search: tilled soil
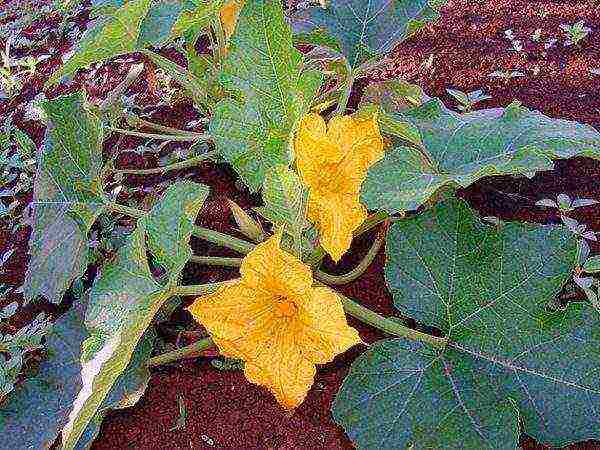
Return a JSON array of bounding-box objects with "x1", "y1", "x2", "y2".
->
[{"x1": 1, "y1": 0, "x2": 599, "y2": 449}]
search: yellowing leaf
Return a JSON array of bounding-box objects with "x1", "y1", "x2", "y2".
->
[
  {"x1": 220, "y1": 0, "x2": 245, "y2": 41},
  {"x1": 186, "y1": 232, "x2": 360, "y2": 409},
  {"x1": 294, "y1": 113, "x2": 384, "y2": 261}
]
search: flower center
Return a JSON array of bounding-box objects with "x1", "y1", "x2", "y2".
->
[{"x1": 274, "y1": 295, "x2": 298, "y2": 318}]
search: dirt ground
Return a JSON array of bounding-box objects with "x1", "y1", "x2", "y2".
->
[{"x1": 1, "y1": 0, "x2": 600, "y2": 448}]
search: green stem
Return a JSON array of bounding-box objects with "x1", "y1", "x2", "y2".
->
[
  {"x1": 192, "y1": 227, "x2": 255, "y2": 255},
  {"x1": 340, "y1": 294, "x2": 447, "y2": 348},
  {"x1": 315, "y1": 234, "x2": 383, "y2": 285},
  {"x1": 106, "y1": 201, "x2": 146, "y2": 219},
  {"x1": 354, "y1": 211, "x2": 389, "y2": 236},
  {"x1": 334, "y1": 68, "x2": 355, "y2": 116},
  {"x1": 124, "y1": 112, "x2": 206, "y2": 137},
  {"x1": 146, "y1": 337, "x2": 214, "y2": 368},
  {"x1": 175, "y1": 281, "x2": 233, "y2": 297},
  {"x1": 188, "y1": 255, "x2": 242, "y2": 267},
  {"x1": 116, "y1": 152, "x2": 216, "y2": 175},
  {"x1": 107, "y1": 126, "x2": 211, "y2": 142},
  {"x1": 104, "y1": 202, "x2": 255, "y2": 255},
  {"x1": 212, "y1": 16, "x2": 227, "y2": 66}
]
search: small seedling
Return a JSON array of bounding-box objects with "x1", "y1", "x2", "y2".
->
[
  {"x1": 560, "y1": 20, "x2": 591, "y2": 46},
  {"x1": 531, "y1": 28, "x2": 542, "y2": 42},
  {"x1": 503, "y1": 29, "x2": 523, "y2": 52},
  {"x1": 488, "y1": 70, "x2": 525, "y2": 80},
  {"x1": 535, "y1": 193, "x2": 598, "y2": 213},
  {"x1": 446, "y1": 88, "x2": 491, "y2": 112}
]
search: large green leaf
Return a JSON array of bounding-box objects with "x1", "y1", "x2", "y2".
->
[
  {"x1": 144, "y1": 181, "x2": 209, "y2": 281},
  {"x1": 385, "y1": 198, "x2": 577, "y2": 337},
  {"x1": 362, "y1": 99, "x2": 600, "y2": 214},
  {"x1": 306, "y1": 0, "x2": 445, "y2": 68},
  {"x1": 48, "y1": 0, "x2": 219, "y2": 85},
  {"x1": 209, "y1": 0, "x2": 322, "y2": 191},
  {"x1": 0, "y1": 303, "x2": 87, "y2": 449},
  {"x1": 60, "y1": 225, "x2": 169, "y2": 450},
  {"x1": 47, "y1": 0, "x2": 152, "y2": 85},
  {"x1": 333, "y1": 198, "x2": 600, "y2": 448},
  {"x1": 333, "y1": 339, "x2": 519, "y2": 450},
  {"x1": 255, "y1": 164, "x2": 309, "y2": 253},
  {"x1": 24, "y1": 92, "x2": 105, "y2": 304}
]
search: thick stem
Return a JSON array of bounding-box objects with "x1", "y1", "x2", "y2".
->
[
  {"x1": 116, "y1": 152, "x2": 216, "y2": 175},
  {"x1": 104, "y1": 202, "x2": 254, "y2": 254},
  {"x1": 340, "y1": 294, "x2": 448, "y2": 348},
  {"x1": 192, "y1": 227, "x2": 255, "y2": 255},
  {"x1": 124, "y1": 112, "x2": 207, "y2": 138},
  {"x1": 106, "y1": 201, "x2": 146, "y2": 219},
  {"x1": 354, "y1": 211, "x2": 390, "y2": 236},
  {"x1": 100, "y1": 63, "x2": 144, "y2": 112},
  {"x1": 188, "y1": 255, "x2": 242, "y2": 267},
  {"x1": 334, "y1": 68, "x2": 355, "y2": 116},
  {"x1": 175, "y1": 281, "x2": 234, "y2": 297},
  {"x1": 146, "y1": 337, "x2": 214, "y2": 368},
  {"x1": 212, "y1": 15, "x2": 227, "y2": 66},
  {"x1": 315, "y1": 234, "x2": 383, "y2": 285},
  {"x1": 107, "y1": 126, "x2": 211, "y2": 142}
]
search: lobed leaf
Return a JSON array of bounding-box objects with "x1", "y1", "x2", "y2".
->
[
  {"x1": 48, "y1": 0, "x2": 221, "y2": 85},
  {"x1": 333, "y1": 339, "x2": 519, "y2": 449},
  {"x1": 60, "y1": 225, "x2": 169, "y2": 450},
  {"x1": 362, "y1": 98, "x2": 600, "y2": 214},
  {"x1": 334, "y1": 198, "x2": 600, "y2": 448},
  {"x1": 0, "y1": 303, "x2": 87, "y2": 450},
  {"x1": 209, "y1": 0, "x2": 322, "y2": 191},
  {"x1": 24, "y1": 92, "x2": 105, "y2": 304},
  {"x1": 144, "y1": 181, "x2": 209, "y2": 282},
  {"x1": 305, "y1": 0, "x2": 446, "y2": 69}
]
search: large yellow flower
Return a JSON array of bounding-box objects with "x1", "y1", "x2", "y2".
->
[
  {"x1": 294, "y1": 113, "x2": 384, "y2": 262},
  {"x1": 186, "y1": 232, "x2": 361, "y2": 409},
  {"x1": 220, "y1": 0, "x2": 245, "y2": 42}
]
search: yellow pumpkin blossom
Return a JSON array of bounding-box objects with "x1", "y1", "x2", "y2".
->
[
  {"x1": 294, "y1": 113, "x2": 384, "y2": 262},
  {"x1": 220, "y1": 0, "x2": 245, "y2": 42},
  {"x1": 186, "y1": 232, "x2": 361, "y2": 409}
]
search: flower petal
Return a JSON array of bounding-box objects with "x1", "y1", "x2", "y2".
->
[
  {"x1": 220, "y1": 0, "x2": 245, "y2": 41},
  {"x1": 299, "y1": 286, "x2": 361, "y2": 364},
  {"x1": 186, "y1": 280, "x2": 274, "y2": 342},
  {"x1": 240, "y1": 231, "x2": 313, "y2": 297},
  {"x1": 309, "y1": 192, "x2": 367, "y2": 262},
  {"x1": 242, "y1": 323, "x2": 316, "y2": 409}
]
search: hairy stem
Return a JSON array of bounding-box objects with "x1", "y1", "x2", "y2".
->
[
  {"x1": 334, "y1": 68, "x2": 355, "y2": 116},
  {"x1": 116, "y1": 152, "x2": 216, "y2": 175},
  {"x1": 188, "y1": 255, "x2": 242, "y2": 267},
  {"x1": 191, "y1": 227, "x2": 255, "y2": 254},
  {"x1": 175, "y1": 281, "x2": 233, "y2": 297},
  {"x1": 124, "y1": 112, "x2": 207, "y2": 137},
  {"x1": 107, "y1": 126, "x2": 211, "y2": 142},
  {"x1": 104, "y1": 202, "x2": 255, "y2": 254},
  {"x1": 340, "y1": 294, "x2": 448, "y2": 348},
  {"x1": 146, "y1": 337, "x2": 214, "y2": 368},
  {"x1": 100, "y1": 63, "x2": 144, "y2": 113},
  {"x1": 315, "y1": 233, "x2": 383, "y2": 285}
]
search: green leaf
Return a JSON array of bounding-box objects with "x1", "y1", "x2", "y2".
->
[
  {"x1": 47, "y1": 0, "x2": 153, "y2": 85},
  {"x1": 61, "y1": 225, "x2": 169, "y2": 450},
  {"x1": 0, "y1": 303, "x2": 87, "y2": 450},
  {"x1": 209, "y1": 0, "x2": 322, "y2": 191},
  {"x1": 24, "y1": 92, "x2": 105, "y2": 304},
  {"x1": 137, "y1": 0, "x2": 186, "y2": 46},
  {"x1": 333, "y1": 339, "x2": 519, "y2": 449},
  {"x1": 77, "y1": 330, "x2": 155, "y2": 449},
  {"x1": 307, "y1": 0, "x2": 446, "y2": 68},
  {"x1": 362, "y1": 98, "x2": 600, "y2": 213},
  {"x1": 583, "y1": 255, "x2": 600, "y2": 272},
  {"x1": 376, "y1": 198, "x2": 600, "y2": 446},
  {"x1": 144, "y1": 181, "x2": 209, "y2": 281},
  {"x1": 255, "y1": 164, "x2": 309, "y2": 252},
  {"x1": 171, "y1": 0, "x2": 223, "y2": 38}
]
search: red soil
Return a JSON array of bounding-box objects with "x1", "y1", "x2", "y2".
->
[{"x1": 1, "y1": 0, "x2": 599, "y2": 449}]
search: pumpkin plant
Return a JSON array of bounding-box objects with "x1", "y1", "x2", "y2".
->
[{"x1": 1, "y1": 0, "x2": 599, "y2": 449}]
